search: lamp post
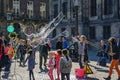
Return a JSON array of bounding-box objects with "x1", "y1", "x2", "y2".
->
[{"x1": 73, "y1": 0, "x2": 79, "y2": 35}]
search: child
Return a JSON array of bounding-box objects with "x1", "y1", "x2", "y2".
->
[
  {"x1": 24, "y1": 49, "x2": 35, "y2": 80},
  {"x1": 47, "y1": 51, "x2": 55, "y2": 80},
  {"x1": 4, "y1": 43, "x2": 14, "y2": 72},
  {"x1": 54, "y1": 49, "x2": 62, "y2": 80},
  {"x1": 59, "y1": 49, "x2": 72, "y2": 80}
]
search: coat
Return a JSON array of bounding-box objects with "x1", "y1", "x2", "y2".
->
[{"x1": 24, "y1": 51, "x2": 35, "y2": 70}]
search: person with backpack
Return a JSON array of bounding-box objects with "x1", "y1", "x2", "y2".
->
[
  {"x1": 47, "y1": 51, "x2": 56, "y2": 80},
  {"x1": 59, "y1": 49, "x2": 72, "y2": 80}
]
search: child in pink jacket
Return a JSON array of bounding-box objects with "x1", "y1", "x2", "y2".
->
[{"x1": 47, "y1": 51, "x2": 55, "y2": 80}]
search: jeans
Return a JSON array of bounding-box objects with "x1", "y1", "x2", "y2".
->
[
  {"x1": 61, "y1": 73, "x2": 70, "y2": 80},
  {"x1": 20, "y1": 53, "x2": 25, "y2": 65},
  {"x1": 97, "y1": 57, "x2": 101, "y2": 64},
  {"x1": 5, "y1": 60, "x2": 11, "y2": 72},
  {"x1": 79, "y1": 55, "x2": 84, "y2": 68}
]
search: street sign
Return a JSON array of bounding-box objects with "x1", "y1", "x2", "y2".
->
[
  {"x1": 7, "y1": 25, "x2": 14, "y2": 32},
  {"x1": 84, "y1": 63, "x2": 93, "y2": 74}
]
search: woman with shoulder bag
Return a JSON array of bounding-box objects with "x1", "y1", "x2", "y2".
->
[{"x1": 104, "y1": 37, "x2": 120, "y2": 80}]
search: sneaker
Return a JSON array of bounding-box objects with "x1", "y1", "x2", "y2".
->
[{"x1": 104, "y1": 76, "x2": 111, "y2": 80}]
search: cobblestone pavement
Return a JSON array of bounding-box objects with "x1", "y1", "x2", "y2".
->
[{"x1": 1, "y1": 50, "x2": 120, "y2": 80}]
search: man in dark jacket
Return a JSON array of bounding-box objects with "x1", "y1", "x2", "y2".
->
[
  {"x1": 39, "y1": 42, "x2": 50, "y2": 71},
  {"x1": 56, "y1": 37, "x2": 62, "y2": 50},
  {"x1": 18, "y1": 40, "x2": 27, "y2": 66}
]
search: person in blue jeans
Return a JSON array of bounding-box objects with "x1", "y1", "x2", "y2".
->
[{"x1": 97, "y1": 40, "x2": 107, "y2": 65}]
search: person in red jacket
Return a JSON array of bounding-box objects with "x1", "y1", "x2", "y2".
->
[
  {"x1": 54, "y1": 49, "x2": 62, "y2": 80},
  {"x1": 4, "y1": 44, "x2": 14, "y2": 72}
]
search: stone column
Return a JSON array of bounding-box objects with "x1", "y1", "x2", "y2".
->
[
  {"x1": 49, "y1": 0, "x2": 54, "y2": 20},
  {"x1": 113, "y1": 0, "x2": 119, "y2": 18},
  {"x1": 67, "y1": 0, "x2": 71, "y2": 20},
  {"x1": 111, "y1": 23, "x2": 119, "y2": 37},
  {"x1": 96, "y1": 25, "x2": 103, "y2": 40},
  {"x1": 97, "y1": 0, "x2": 102, "y2": 20}
]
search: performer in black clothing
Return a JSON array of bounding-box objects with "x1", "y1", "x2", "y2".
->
[
  {"x1": 39, "y1": 42, "x2": 50, "y2": 71},
  {"x1": 18, "y1": 39, "x2": 27, "y2": 66},
  {"x1": 56, "y1": 37, "x2": 62, "y2": 50}
]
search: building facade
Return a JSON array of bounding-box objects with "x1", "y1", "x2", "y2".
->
[
  {"x1": 1, "y1": 0, "x2": 120, "y2": 40},
  {"x1": 50, "y1": 0, "x2": 120, "y2": 40},
  {"x1": 0, "y1": 0, "x2": 50, "y2": 36},
  {"x1": 0, "y1": 0, "x2": 49, "y2": 22}
]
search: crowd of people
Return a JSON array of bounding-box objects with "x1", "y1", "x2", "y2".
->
[{"x1": 0, "y1": 34, "x2": 120, "y2": 80}]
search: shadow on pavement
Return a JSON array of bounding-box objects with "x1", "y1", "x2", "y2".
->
[
  {"x1": 85, "y1": 76, "x2": 99, "y2": 80},
  {"x1": 96, "y1": 69, "x2": 109, "y2": 73},
  {"x1": 88, "y1": 64, "x2": 109, "y2": 73},
  {"x1": 39, "y1": 67, "x2": 49, "y2": 73}
]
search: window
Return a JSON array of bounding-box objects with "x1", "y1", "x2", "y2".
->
[
  {"x1": 90, "y1": 0, "x2": 97, "y2": 17},
  {"x1": 89, "y1": 26, "x2": 96, "y2": 39},
  {"x1": 62, "y1": 2, "x2": 67, "y2": 19},
  {"x1": 104, "y1": 0, "x2": 112, "y2": 15},
  {"x1": 13, "y1": 0, "x2": 20, "y2": 16},
  {"x1": 103, "y1": 25, "x2": 111, "y2": 39},
  {"x1": 54, "y1": 4, "x2": 58, "y2": 18},
  {"x1": 27, "y1": 1, "x2": 33, "y2": 18},
  {"x1": 40, "y1": 2, "x2": 46, "y2": 18}
]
